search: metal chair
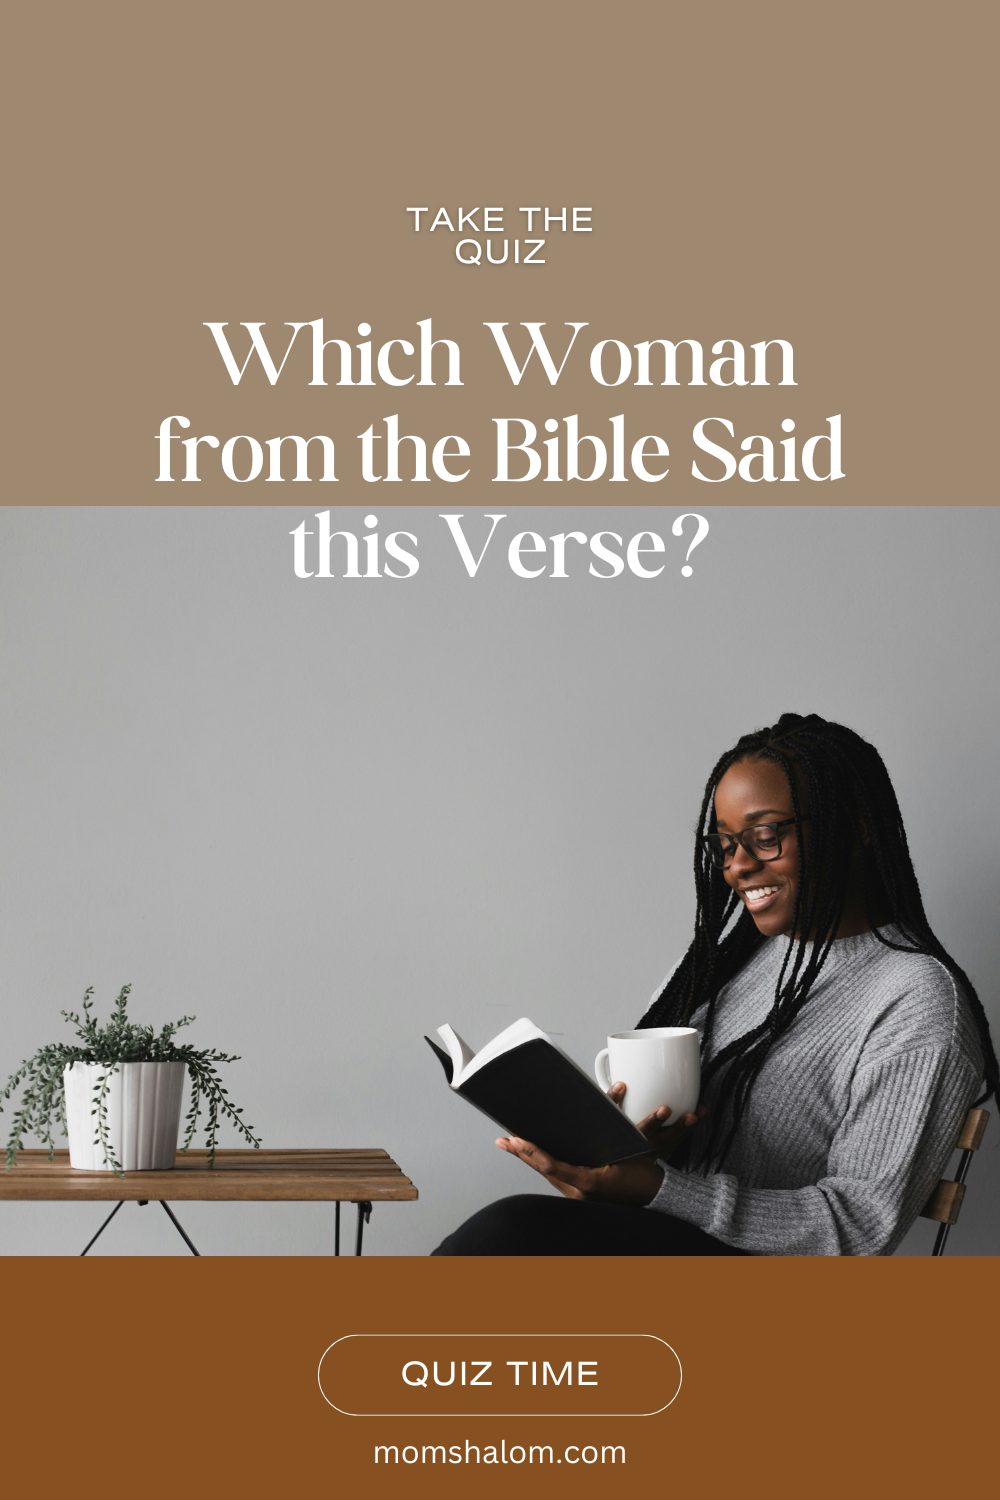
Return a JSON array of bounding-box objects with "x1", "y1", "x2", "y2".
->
[{"x1": 919, "y1": 1107, "x2": 990, "y2": 1255}]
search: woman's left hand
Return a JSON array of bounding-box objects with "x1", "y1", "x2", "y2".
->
[{"x1": 496, "y1": 1093, "x2": 707, "y2": 1206}]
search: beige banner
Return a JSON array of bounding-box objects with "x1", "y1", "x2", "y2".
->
[{"x1": 6, "y1": 2, "x2": 994, "y2": 505}]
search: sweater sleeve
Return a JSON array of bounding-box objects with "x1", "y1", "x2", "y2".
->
[{"x1": 646, "y1": 1043, "x2": 981, "y2": 1255}]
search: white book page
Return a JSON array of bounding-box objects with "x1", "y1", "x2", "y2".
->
[
  {"x1": 435, "y1": 1024, "x2": 477, "y2": 1080},
  {"x1": 438, "y1": 1016, "x2": 599, "y2": 1091}
]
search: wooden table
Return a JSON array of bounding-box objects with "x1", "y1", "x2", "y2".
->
[{"x1": 0, "y1": 1148, "x2": 418, "y2": 1256}]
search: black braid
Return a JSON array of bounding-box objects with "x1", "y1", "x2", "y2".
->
[{"x1": 639, "y1": 712, "x2": 1000, "y2": 1170}]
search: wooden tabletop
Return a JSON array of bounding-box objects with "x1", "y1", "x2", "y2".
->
[{"x1": 0, "y1": 1148, "x2": 417, "y2": 1203}]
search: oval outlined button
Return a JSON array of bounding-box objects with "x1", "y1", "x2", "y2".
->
[{"x1": 317, "y1": 1334, "x2": 681, "y2": 1416}]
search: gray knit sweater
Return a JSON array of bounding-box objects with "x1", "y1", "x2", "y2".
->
[{"x1": 646, "y1": 927, "x2": 983, "y2": 1256}]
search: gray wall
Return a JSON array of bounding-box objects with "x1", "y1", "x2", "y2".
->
[{"x1": 1, "y1": 506, "x2": 996, "y2": 1255}]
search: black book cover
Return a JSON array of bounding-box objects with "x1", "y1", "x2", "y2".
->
[{"x1": 426, "y1": 1035, "x2": 649, "y2": 1168}]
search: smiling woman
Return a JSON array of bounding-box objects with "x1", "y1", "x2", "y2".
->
[{"x1": 432, "y1": 713, "x2": 998, "y2": 1257}]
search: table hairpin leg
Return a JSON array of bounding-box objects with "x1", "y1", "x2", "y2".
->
[
  {"x1": 80, "y1": 1199, "x2": 123, "y2": 1255},
  {"x1": 334, "y1": 1201, "x2": 372, "y2": 1255},
  {"x1": 157, "y1": 1201, "x2": 201, "y2": 1255},
  {"x1": 79, "y1": 1199, "x2": 200, "y2": 1256},
  {"x1": 355, "y1": 1200, "x2": 372, "y2": 1255}
]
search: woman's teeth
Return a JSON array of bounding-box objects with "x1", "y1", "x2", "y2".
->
[{"x1": 744, "y1": 886, "x2": 779, "y2": 903}]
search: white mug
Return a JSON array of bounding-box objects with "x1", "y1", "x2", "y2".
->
[{"x1": 594, "y1": 1028, "x2": 701, "y2": 1126}]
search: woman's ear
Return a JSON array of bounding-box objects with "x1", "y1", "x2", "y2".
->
[{"x1": 856, "y1": 813, "x2": 871, "y2": 847}]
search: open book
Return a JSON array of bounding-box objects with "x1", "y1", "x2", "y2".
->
[{"x1": 425, "y1": 1017, "x2": 649, "y2": 1168}]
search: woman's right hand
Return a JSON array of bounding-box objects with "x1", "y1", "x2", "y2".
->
[{"x1": 607, "y1": 1080, "x2": 707, "y2": 1161}]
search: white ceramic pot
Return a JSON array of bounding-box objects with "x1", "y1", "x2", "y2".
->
[{"x1": 64, "y1": 1061, "x2": 186, "y2": 1171}]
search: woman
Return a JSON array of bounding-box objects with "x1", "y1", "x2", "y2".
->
[{"x1": 433, "y1": 713, "x2": 997, "y2": 1256}]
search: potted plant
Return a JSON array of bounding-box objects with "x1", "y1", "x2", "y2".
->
[{"x1": 1, "y1": 985, "x2": 260, "y2": 1174}]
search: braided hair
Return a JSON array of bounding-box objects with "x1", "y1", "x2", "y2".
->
[{"x1": 639, "y1": 712, "x2": 999, "y2": 1170}]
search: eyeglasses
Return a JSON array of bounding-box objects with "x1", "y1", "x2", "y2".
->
[{"x1": 701, "y1": 817, "x2": 805, "y2": 870}]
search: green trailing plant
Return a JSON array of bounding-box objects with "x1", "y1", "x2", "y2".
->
[{"x1": 1, "y1": 985, "x2": 261, "y2": 1174}]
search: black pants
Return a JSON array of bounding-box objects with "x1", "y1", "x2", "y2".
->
[{"x1": 431, "y1": 1194, "x2": 747, "y2": 1256}]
